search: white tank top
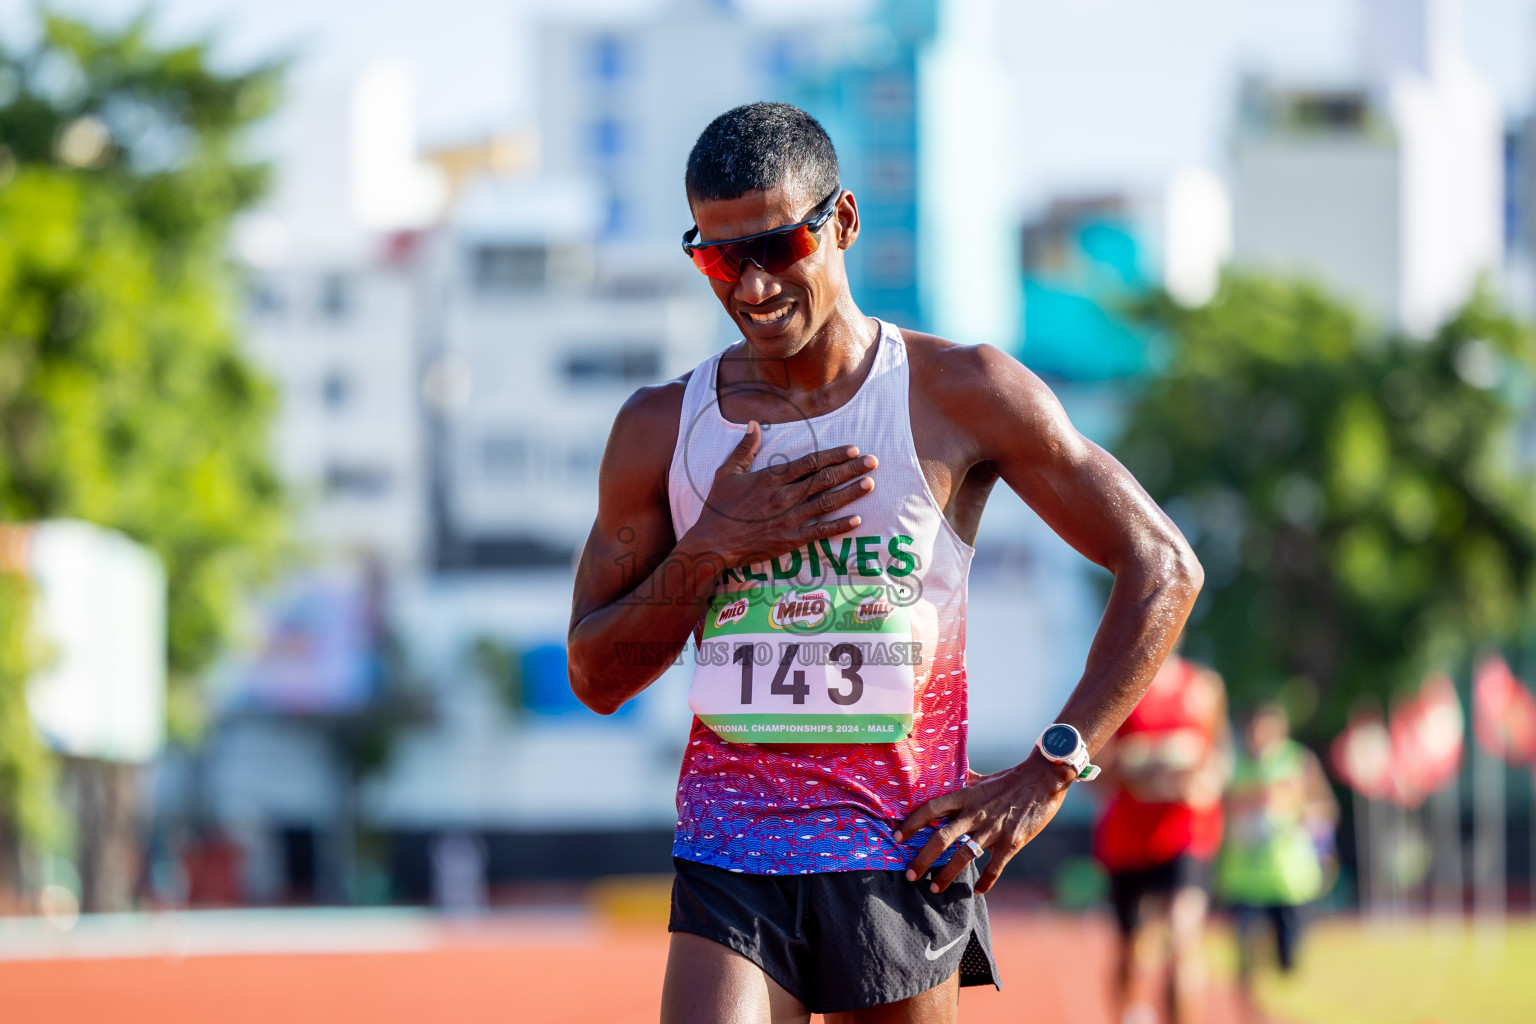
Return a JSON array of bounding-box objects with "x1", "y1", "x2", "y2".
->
[{"x1": 665, "y1": 320, "x2": 976, "y2": 874}]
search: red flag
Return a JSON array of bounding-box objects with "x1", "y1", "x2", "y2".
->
[
  {"x1": 1331, "y1": 707, "x2": 1395, "y2": 799},
  {"x1": 1387, "y1": 674, "x2": 1464, "y2": 807},
  {"x1": 1473, "y1": 654, "x2": 1536, "y2": 765}
]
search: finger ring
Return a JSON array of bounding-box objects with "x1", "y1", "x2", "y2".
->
[{"x1": 958, "y1": 834, "x2": 984, "y2": 858}]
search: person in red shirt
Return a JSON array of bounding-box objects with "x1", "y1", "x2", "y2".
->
[{"x1": 1093, "y1": 653, "x2": 1230, "y2": 1024}]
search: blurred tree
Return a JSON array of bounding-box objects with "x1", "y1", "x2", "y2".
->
[
  {"x1": 1118, "y1": 276, "x2": 1536, "y2": 735},
  {"x1": 0, "y1": 570, "x2": 51, "y2": 904},
  {"x1": 470, "y1": 635, "x2": 525, "y2": 717},
  {"x1": 0, "y1": 11, "x2": 287, "y2": 849}
]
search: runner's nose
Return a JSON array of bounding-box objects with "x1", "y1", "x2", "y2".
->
[{"x1": 734, "y1": 261, "x2": 782, "y2": 305}]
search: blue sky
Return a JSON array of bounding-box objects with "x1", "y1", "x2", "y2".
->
[{"x1": 6, "y1": 0, "x2": 1536, "y2": 211}]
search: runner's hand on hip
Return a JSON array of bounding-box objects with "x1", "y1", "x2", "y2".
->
[
  {"x1": 892, "y1": 755, "x2": 1076, "y2": 895},
  {"x1": 680, "y1": 420, "x2": 877, "y2": 568}
]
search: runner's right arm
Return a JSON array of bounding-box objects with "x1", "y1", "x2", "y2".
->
[{"x1": 568, "y1": 383, "x2": 875, "y2": 714}]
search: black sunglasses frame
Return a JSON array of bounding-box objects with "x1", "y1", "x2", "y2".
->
[{"x1": 681, "y1": 187, "x2": 844, "y2": 256}]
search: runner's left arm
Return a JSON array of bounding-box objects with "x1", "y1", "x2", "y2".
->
[
  {"x1": 895, "y1": 343, "x2": 1202, "y2": 893},
  {"x1": 1301, "y1": 748, "x2": 1340, "y2": 829}
]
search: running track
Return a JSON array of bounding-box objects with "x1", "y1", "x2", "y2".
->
[{"x1": 0, "y1": 910, "x2": 1245, "y2": 1023}]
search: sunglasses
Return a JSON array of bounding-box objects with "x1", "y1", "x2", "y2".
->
[{"x1": 681, "y1": 189, "x2": 842, "y2": 283}]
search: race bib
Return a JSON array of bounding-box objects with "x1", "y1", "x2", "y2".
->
[{"x1": 689, "y1": 584, "x2": 919, "y2": 743}]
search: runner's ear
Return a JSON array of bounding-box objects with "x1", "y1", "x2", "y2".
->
[{"x1": 832, "y1": 190, "x2": 859, "y2": 251}]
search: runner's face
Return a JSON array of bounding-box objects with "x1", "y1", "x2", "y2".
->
[
  {"x1": 689, "y1": 180, "x2": 857, "y2": 358},
  {"x1": 1246, "y1": 707, "x2": 1288, "y2": 752}
]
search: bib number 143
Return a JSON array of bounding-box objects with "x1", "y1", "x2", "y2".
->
[{"x1": 736, "y1": 641, "x2": 864, "y2": 706}]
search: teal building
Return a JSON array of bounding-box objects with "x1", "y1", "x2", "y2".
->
[
  {"x1": 791, "y1": 0, "x2": 936, "y2": 330},
  {"x1": 1019, "y1": 197, "x2": 1161, "y2": 382}
]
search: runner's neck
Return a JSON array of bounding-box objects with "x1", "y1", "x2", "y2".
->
[{"x1": 717, "y1": 311, "x2": 880, "y2": 423}]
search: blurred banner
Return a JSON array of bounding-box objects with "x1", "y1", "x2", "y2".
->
[
  {"x1": 1331, "y1": 674, "x2": 1466, "y2": 916},
  {"x1": 215, "y1": 571, "x2": 381, "y2": 714},
  {"x1": 1331, "y1": 706, "x2": 1393, "y2": 801},
  {"x1": 1388, "y1": 674, "x2": 1464, "y2": 809},
  {"x1": 1473, "y1": 654, "x2": 1536, "y2": 765}
]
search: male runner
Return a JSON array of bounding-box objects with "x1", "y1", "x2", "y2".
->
[
  {"x1": 568, "y1": 102, "x2": 1203, "y2": 1022},
  {"x1": 1093, "y1": 653, "x2": 1230, "y2": 1024}
]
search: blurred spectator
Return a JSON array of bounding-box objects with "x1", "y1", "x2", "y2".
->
[
  {"x1": 1217, "y1": 703, "x2": 1337, "y2": 1015},
  {"x1": 1093, "y1": 653, "x2": 1230, "y2": 1024}
]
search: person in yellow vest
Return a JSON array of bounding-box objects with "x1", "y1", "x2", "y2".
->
[{"x1": 1216, "y1": 703, "x2": 1337, "y2": 1013}]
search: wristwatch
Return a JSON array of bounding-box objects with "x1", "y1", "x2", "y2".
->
[{"x1": 1036, "y1": 723, "x2": 1101, "y2": 781}]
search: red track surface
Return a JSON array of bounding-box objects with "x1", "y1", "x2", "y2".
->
[{"x1": 1, "y1": 912, "x2": 1244, "y2": 1023}]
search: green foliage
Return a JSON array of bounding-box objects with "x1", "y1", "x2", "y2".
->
[
  {"x1": 331, "y1": 633, "x2": 432, "y2": 783},
  {"x1": 0, "y1": 7, "x2": 287, "y2": 834},
  {"x1": 0, "y1": 11, "x2": 281, "y2": 253},
  {"x1": 1118, "y1": 275, "x2": 1536, "y2": 733},
  {"x1": 470, "y1": 636, "x2": 524, "y2": 716},
  {"x1": 0, "y1": 571, "x2": 55, "y2": 844}
]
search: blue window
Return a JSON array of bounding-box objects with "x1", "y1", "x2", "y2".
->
[
  {"x1": 322, "y1": 370, "x2": 351, "y2": 410},
  {"x1": 866, "y1": 153, "x2": 915, "y2": 196},
  {"x1": 1504, "y1": 129, "x2": 1521, "y2": 247},
  {"x1": 590, "y1": 36, "x2": 625, "y2": 83},
  {"x1": 866, "y1": 75, "x2": 913, "y2": 119},
  {"x1": 589, "y1": 118, "x2": 624, "y2": 160}
]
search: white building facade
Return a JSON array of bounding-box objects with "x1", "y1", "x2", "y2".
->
[
  {"x1": 421, "y1": 177, "x2": 720, "y2": 569},
  {"x1": 536, "y1": 0, "x2": 837, "y2": 255},
  {"x1": 1232, "y1": 0, "x2": 1502, "y2": 335}
]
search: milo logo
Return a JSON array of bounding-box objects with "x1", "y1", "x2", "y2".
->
[
  {"x1": 855, "y1": 598, "x2": 894, "y2": 624},
  {"x1": 714, "y1": 597, "x2": 749, "y2": 629},
  {"x1": 770, "y1": 588, "x2": 830, "y2": 630}
]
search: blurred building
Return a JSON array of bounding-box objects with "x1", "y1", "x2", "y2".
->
[
  {"x1": 794, "y1": 0, "x2": 935, "y2": 329},
  {"x1": 243, "y1": 255, "x2": 426, "y2": 569},
  {"x1": 917, "y1": 0, "x2": 1016, "y2": 347},
  {"x1": 1231, "y1": 0, "x2": 1502, "y2": 336},
  {"x1": 537, "y1": 0, "x2": 824, "y2": 252},
  {"x1": 420, "y1": 176, "x2": 718, "y2": 570},
  {"x1": 1021, "y1": 194, "x2": 1155, "y2": 384},
  {"x1": 1501, "y1": 43, "x2": 1536, "y2": 318},
  {"x1": 1017, "y1": 169, "x2": 1229, "y2": 385},
  {"x1": 237, "y1": 68, "x2": 444, "y2": 571}
]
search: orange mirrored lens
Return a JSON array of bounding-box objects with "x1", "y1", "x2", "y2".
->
[
  {"x1": 689, "y1": 244, "x2": 738, "y2": 282},
  {"x1": 686, "y1": 223, "x2": 821, "y2": 283}
]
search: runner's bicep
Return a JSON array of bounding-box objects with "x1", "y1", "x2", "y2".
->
[
  {"x1": 994, "y1": 415, "x2": 1171, "y2": 575},
  {"x1": 571, "y1": 390, "x2": 681, "y2": 629},
  {"x1": 570, "y1": 506, "x2": 674, "y2": 629}
]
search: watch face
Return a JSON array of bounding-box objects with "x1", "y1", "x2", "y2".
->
[{"x1": 1042, "y1": 725, "x2": 1078, "y2": 759}]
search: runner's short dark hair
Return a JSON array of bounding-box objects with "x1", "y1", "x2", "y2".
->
[{"x1": 686, "y1": 102, "x2": 840, "y2": 205}]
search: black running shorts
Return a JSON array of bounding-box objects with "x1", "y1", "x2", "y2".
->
[
  {"x1": 1107, "y1": 854, "x2": 1210, "y2": 936},
  {"x1": 668, "y1": 856, "x2": 1000, "y2": 1014}
]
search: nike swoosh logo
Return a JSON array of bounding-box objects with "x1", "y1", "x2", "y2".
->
[{"x1": 924, "y1": 934, "x2": 966, "y2": 961}]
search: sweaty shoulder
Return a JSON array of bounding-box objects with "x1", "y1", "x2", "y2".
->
[
  {"x1": 601, "y1": 372, "x2": 691, "y2": 501},
  {"x1": 899, "y1": 328, "x2": 1069, "y2": 461}
]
